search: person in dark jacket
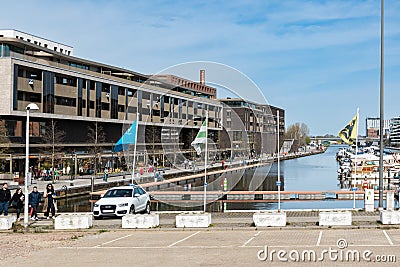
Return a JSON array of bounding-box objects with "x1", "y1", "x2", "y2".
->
[
  {"x1": 28, "y1": 186, "x2": 41, "y2": 220},
  {"x1": 0, "y1": 183, "x2": 11, "y2": 216},
  {"x1": 10, "y1": 188, "x2": 24, "y2": 220},
  {"x1": 44, "y1": 183, "x2": 56, "y2": 219}
]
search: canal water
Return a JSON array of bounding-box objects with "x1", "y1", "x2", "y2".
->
[
  {"x1": 58, "y1": 145, "x2": 394, "y2": 212},
  {"x1": 228, "y1": 144, "x2": 366, "y2": 210}
]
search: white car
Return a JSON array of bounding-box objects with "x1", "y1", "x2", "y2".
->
[{"x1": 93, "y1": 185, "x2": 151, "y2": 219}]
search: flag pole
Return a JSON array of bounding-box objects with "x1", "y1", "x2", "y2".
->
[
  {"x1": 131, "y1": 112, "x2": 139, "y2": 184},
  {"x1": 203, "y1": 111, "x2": 208, "y2": 212},
  {"x1": 353, "y1": 108, "x2": 359, "y2": 209}
]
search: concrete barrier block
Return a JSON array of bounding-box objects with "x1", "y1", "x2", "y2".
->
[
  {"x1": 176, "y1": 212, "x2": 211, "y2": 228},
  {"x1": 386, "y1": 192, "x2": 395, "y2": 211},
  {"x1": 380, "y1": 210, "x2": 400, "y2": 225},
  {"x1": 319, "y1": 211, "x2": 352, "y2": 226},
  {"x1": 54, "y1": 213, "x2": 93, "y2": 230},
  {"x1": 0, "y1": 216, "x2": 17, "y2": 230},
  {"x1": 122, "y1": 214, "x2": 159, "y2": 229},
  {"x1": 253, "y1": 211, "x2": 286, "y2": 227}
]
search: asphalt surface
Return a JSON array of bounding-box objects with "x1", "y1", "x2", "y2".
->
[{"x1": 4, "y1": 228, "x2": 400, "y2": 267}]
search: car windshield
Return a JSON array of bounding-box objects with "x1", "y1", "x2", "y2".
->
[{"x1": 103, "y1": 189, "x2": 133, "y2": 198}]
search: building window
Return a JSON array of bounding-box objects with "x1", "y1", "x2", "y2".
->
[
  {"x1": 127, "y1": 88, "x2": 137, "y2": 96},
  {"x1": 118, "y1": 87, "x2": 125, "y2": 95},
  {"x1": 118, "y1": 105, "x2": 125, "y2": 112},
  {"x1": 127, "y1": 106, "x2": 137, "y2": 113},
  {"x1": 102, "y1": 84, "x2": 110, "y2": 93},
  {"x1": 142, "y1": 91, "x2": 151, "y2": 100},
  {"x1": 89, "y1": 80, "x2": 95, "y2": 90},
  {"x1": 101, "y1": 102, "x2": 110, "y2": 110},
  {"x1": 67, "y1": 61, "x2": 89, "y2": 70},
  {"x1": 233, "y1": 131, "x2": 242, "y2": 141},
  {"x1": 55, "y1": 75, "x2": 77, "y2": 86},
  {"x1": 152, "y1": 109, "x2": 160, "y2": 117},
  {"x1": 17, "y1": 91, "x2": 41, "y2": 103},
  {"x1": 55, "y1": 96, "x2": 76, "y2": 106},
  {"x1": 17, "y1": 66, "x2": 42, "y2": 80}
]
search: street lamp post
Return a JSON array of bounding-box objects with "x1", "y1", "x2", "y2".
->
[
  {"x1": 24, "y1": 103, "x2": 39, "y2": 228},
  {"x1": 378, "y1": 0, "x2": 385, "y2": 208}
]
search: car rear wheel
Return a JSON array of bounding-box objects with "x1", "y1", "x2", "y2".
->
[{"x1": 129, "y1": 205, "x2": 135, "y2": 214}]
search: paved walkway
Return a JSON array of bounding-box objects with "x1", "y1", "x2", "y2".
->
[{"x1": 2, "y1": 157, "x2": 243, "y2": 193}]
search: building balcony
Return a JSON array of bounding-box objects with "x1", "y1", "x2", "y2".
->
[
  {"x1": 17, "y1": 77, "x2": 42, "y2": 93},
  {"x1": 55, "y1": 83, "x2": 77, "y2": 98},
  {"x1": 54, "y1": 105, "x2": 76, "y2": 116}
]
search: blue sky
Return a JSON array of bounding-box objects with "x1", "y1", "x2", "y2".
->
[{"x1": 1, "y1": 0, "x2": 399, "y2": 135}]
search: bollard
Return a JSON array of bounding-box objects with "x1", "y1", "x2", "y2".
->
[
  {"x1": 364, "y1": 189, "x2": 374, "y2": 212},
  {"x1": 386, "y1": 191, "x2": 395, "y2": 211},
  {"x1": 91, "y1": 176, "x2": 94, "y2": 192}
]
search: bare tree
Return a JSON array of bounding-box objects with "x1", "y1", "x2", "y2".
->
[
  {"x1": 41, "y1": 119, "x2": 65, "y2": 182},
  {"x1": 0, "y1": 120, "x2": 10, "y2": 172},
  {"x1": 284, "y1": 122, "x2": 310, "y2": 146},
  {"x1": 87, "y1": 122, "x2": 106, "y2": 175}
]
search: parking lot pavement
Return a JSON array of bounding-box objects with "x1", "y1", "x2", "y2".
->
[{"x1": 5, "y1": 228, "x2": 400, "y2": 267}]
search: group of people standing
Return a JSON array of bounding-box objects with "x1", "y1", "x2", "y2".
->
[{"x1": 0, "y1": 182, "x2": 56, "y2": 221}]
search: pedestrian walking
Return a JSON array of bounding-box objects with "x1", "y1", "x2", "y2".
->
[
  {"x1": 184, "y1": 159, "x2": 188, "y2": 169},
  {"x1": 28, "y1": 186, "x2": 41, "y2": 220},
  {"x1": 103, "y1": 168, "x2": 108, "y2": 182},
  {"x1": 44, "y1": 183, "x2": 56, "y2": 219},
  {"x1": 0, "y1": 183, "x2": 11, "y2": 216},
  {"x1": 10, "y1": 188, "x2": 24, "y2": 220},
  {"x1": 54, "y1": 169, "x2": 59, "y2": 182}
]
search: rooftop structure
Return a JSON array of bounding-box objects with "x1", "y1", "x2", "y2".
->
[{"x1": 0, "y1": 29, "x2": 73, "y2": 56}]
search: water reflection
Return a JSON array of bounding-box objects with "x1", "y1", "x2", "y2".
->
[{"x1": 60, "y1": 145, "x2": 389, "y2": 212}]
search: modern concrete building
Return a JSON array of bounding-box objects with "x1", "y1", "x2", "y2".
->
[
  {"x1": 389, "y1": 117, "x2": 400, "y2": 148},
  {"x1": 218, "y1": 98, "x2": 285, "y2": 158},
  {"x1": 0, "y1": 30, "x2": 223, "y2": 174},
  {"x1": 0, "y1": 29, "x2": 285, "y2": 176},
  {"x1": 365, "y1": 117, "x2": 390, "y2": 139}
]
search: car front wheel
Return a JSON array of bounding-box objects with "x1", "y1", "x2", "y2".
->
[{"x1": 145, "y1": 202, "x2": 150, "y2": 214}]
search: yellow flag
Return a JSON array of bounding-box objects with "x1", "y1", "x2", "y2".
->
[{"x1": 338, "y1": 113, "x2": 358, "y2": 145}]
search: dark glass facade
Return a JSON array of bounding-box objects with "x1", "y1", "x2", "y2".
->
[{"x1": 43, "y1": 71, "x2": 55, "y2": 113}]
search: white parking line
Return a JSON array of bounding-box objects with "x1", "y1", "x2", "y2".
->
[
  {"x1": 168, "y1": 231, "x2": 200, "y2": 247},
  {"x1": 94, "y1": 234, "x2": 133, "y2": 247},
  {"x1": 241, "y1": 231, "x2": 262, "y2": 247},
  {"x1": 316, "y1": 230, "x2": 323, "y2": 246},
  {"x1": 383, "y1": 230, "x2": 394, "y2": 246}
]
